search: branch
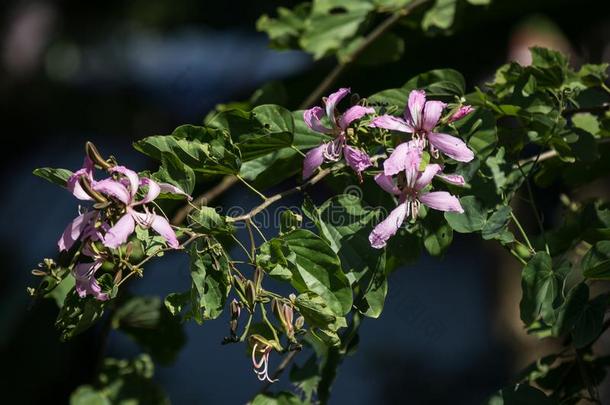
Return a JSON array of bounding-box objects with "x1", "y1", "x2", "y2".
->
[
  {"x1": 227, "y1": 166, "x2": 335, "y2": 222},
  {"x1": 171, "y1": 175, "x2": 238, "y2": 225},
  {"x1": 517, "y1": 138, "x2": 610, "y2": 167},
  {"x1": 298, "y1": 0, "x2": 431, "y2": 109}
]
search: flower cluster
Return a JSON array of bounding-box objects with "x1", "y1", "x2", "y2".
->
[
  {"x1": 302, "y1": 88, "x2": 474, "y2": 249},
  {"x1": 58, "y1": 151, "x2": 190, "y2": 300}
]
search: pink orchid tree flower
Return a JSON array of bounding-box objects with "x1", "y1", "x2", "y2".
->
[
  {"x1": 369, "y1": 140, "x2": 465, "y2": 249},
  {"x1": 99, "y1": 166, "x2": 182, "y2": 249},
  {"x1": 302, "y1": 88, "x2": 376, "y2": 180},
  {"x1": 251, "y1": 341, "x2": 278, "y2": 383},
  {"x1": 73, "y1": 240, "x2": 110, "y2": 301},
  {"x1": 369, "y1": 89, "x2": 475, "y2": 162}
]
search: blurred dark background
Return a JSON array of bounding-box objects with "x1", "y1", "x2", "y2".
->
[{"x1": 1, "y1": 0, "x2": 609, "y2": 404}]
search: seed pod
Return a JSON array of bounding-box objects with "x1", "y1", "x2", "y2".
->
[{"x1": 85, "y1": 141, "x2": 113, "y2": 170}]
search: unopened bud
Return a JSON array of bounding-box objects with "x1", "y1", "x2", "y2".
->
[
  {"x1": 448, "y1": 105, "x2": 474, "y2": 123},
  {"x1": 295, "y1": 316, "x2": 305, "y2": 330},
  {"x1": 229, "y1": 299, "x2": 241, "y2": 338},
  {"x1": 245, "y1": 280, "x2": 257, "y2": 308}
]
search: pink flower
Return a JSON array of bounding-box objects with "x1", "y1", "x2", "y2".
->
[
  {"x1": 448, "y1": 105, "x2": 474, "y2": 123},
  {"x1": 73, "y1": 241, "x2": 109, "y2": 301},
  {"x1": 369, "y1": 140, "x2": 465, "y2": 249},
  {"x1": 99, "y1": 167, "x2": 182, "y2": 249},
  {"x1": 370, "y1": 90, "x2": 474, "y2": 162},
  {"x1": 303, "y1": 88, "x2": 375, "y2": 180},
  {"x1": 251, "y1": 342, "x2": 278, "y2": 383}
]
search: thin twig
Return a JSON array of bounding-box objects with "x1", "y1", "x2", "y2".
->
[
  {"x1": 227, "y1": 166, "x2": 335, "y2": 222},
  {"x1": 298, "y1": 0, "x2": 431, "y2": 109},
  {"x1": 517, "y1": 138, "x2": 610, "y2": 167},
  {"x1": 171, "y1": 176, "x2": 238, "y2": 225}
]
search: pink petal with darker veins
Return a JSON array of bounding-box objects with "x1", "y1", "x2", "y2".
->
[
  {"x1": 103, "y1": 213, "x2": 135, "y2": 249},
  {"x1": 369, "y1": 115, "x2": 413, "y2": 133},
  {"x1": 303, "y1": 107, "x2": 332, "y2": 134},
  {"x1": 427, "y1": 132, "x2": 474, "y2": 162},
  {"x1": 419, "y1": 191, "x2": 464, "y2": 213},
  {"x1": 302, "y1": 143, "x2": 327, "y2": 180},
  {"x1": 339, "y1": 105, "x2": 375, "y2": 130},
  {"x1": 369, "y1": 203, "x2": 408, "y2": 249},
  {"x1": 343, "y1": 145, "x2": 372, "y2": 175}
]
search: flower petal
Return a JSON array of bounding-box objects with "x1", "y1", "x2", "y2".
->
[
  {"x1": 343, "y1": 145, "x2": 372, "y2": 175},
  {"x1": 303, "y1": 143, "x2": 327, "y2": 180},
  {"x1": 67, "y1": 158, "x2": 95, "y2": 200},
  {"x1": 74, "y1": 261, "x2": 108, "y2": 301},
  {"x1": 103, "y1": 214, "x2": 135, "y2": 248},
  {"x1": 415, "y1": 163, "x2": 443, "y2": 190},
  {"x1": 324, "y1": 88, "x2": 350, "y2": 126},
  {"x1": 383, "y1": 141, "x2": 422, "y2": 177},
  {"x1": 374, "y1": 173, "x2": 400, "y2": 195},
  {"x1": 93, "y1": 178, "x2": 132, "y2": 204},
  {"x1": 303, "y1": 107, "x2": 332, "y2": 134},
  {"x1": 421, "y1": 100, "x2": 446, "y2": 132},
  {"x1": 151, "y1": 215, "x2": 179, "y2": 248},
  {"x1": 136, "y1": 177, "x2": 161, "y2": 205},
  {"x1": 110, "y1": 166, "x2": 140, "y2": 197},
  {"x1": 369, "y1": 203, "x2": 408, "y2": 249},
  {"x1": 419, "y1": 191, "x2": 464, "y2": 213},
  {"x1": 405, "y1": 89, "x2": 426, "y2": 129},
  {"x1": 369, "y1": 115, "x2": 413, "y2": 133},
  {"x1": 436, "y1": 173, "x2": 465, "y2": 186},
  {"x1": 339, "y1": 105, "x2": 375, "y2": 130},
  {"x1": 158, "y1": 182, "x2": 192, "y2": 200},
  {"x1": 427, "y1": 132, "x2": 474, "y2": 162},
  {"x1": 58, "y1": 210, "x2": 97, "y2": 251}
]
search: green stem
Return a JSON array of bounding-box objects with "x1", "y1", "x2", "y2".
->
[
  {"x1": 510, "y1": 211, "x2": 534, "y2": 252},
  {"x1": 237, "y1": 174, "x2": 267, "y2": 201},
  {"x1": 239, "y1": 312, "x2": 254, "y2": 342}
]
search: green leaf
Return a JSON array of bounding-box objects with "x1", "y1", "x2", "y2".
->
[
  {"x1": 582, "y1": 240, "x2": 610, "y2": 280},
  {"x1": 571, "y1": 293, "x2": 608, "y2": 348},
  {"x1": 33, "y1": 167, "x2": 73, "y2": 187},
  {"x1": 299, "y1": 0, "x2": 374, "y2": 60},
  {"x1": 55, "y1": 289, "x2": 108, "y2": 341},
  {"x1": 251, "y1": 391, "x2": 306, "y2": 405},
  {"x1": 71, "y1": 355, "x2": 169, "y2": 405},
  {"x1": 552, "y1": 282, "x2": 589, "y2": 337},
  {"x1": 422, "y1": 211, "x2": 453, "y2": 256},
  {"x1": 422, "y1": 0, "x2": 456, "y2": 31},
  {"x1": 295, "y1": 292, "x2": 347, "y2": 347},
  {"x1": 134, "y1": 125, "x2": 241, "y2": 175},
  {"x1": 481, "y1": 206, "x2": 512, "y2": 240},
  {"x1": 188, "y1": 206, "x2": 234, "y2": 235},
  {"x1": 280, "y1": 209, "x2": 303, "y2": 234},
  {"x1": 519, "y1": 252, "x2": 565, "y2": 325},
  {"x1": 572, "y1": 112, "x2": 600, "y2": 135},
  {"x1": 187, "y1": 238, "x2": 232, "y2": 323},
  {"x1": 259, "y1": 229, "x2": 352, "y2": 316},
  {"x1": 302, "y1": 195, "x2": 387, "y2": 318},
  {"x1": 256, "y1": 4, "x2": 310, "y2": 50},
  {"x1": 152, "y1": 152, "x2": 195, "y2": 196},
  {"x1": 239, "y1": 110, "x2": 329, "y2": 189},
  {"x1": 445, "y1": 196, "x2": 487, "y2": 233},
  {"x1": 112, "y1": 296, "x2": 186, "y2": 365}
]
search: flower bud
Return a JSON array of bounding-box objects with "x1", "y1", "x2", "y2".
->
[
  {"x1": 448, "y1": 105, "x2": 474, "y2": 123},
  {"x1": 78, "y1": 176, "x2": 108, "y2": 204}
]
